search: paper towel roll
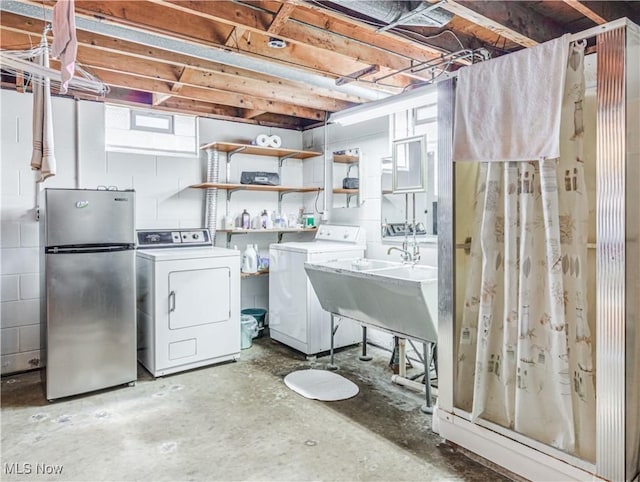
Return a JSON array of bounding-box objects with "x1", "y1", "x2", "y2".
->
[
  {"x1": 269, "y1": 135, "x2": 282, "y2": 148},
  {"x1": 255, "y1": 134, "x2": 270, "y2": 147}
]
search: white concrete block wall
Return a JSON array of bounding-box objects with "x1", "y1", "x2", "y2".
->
[
  {"x1": 0, "y1": 90, "x2": 307, "y2": 374},
  {"x1": 0, "y1": 91, "x2": 75, "y2": 374}
]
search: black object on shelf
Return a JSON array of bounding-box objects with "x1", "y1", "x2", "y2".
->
[
  {"x1": 342, "y1": 177, "x2": 359, "y2": 189},
  {"x1": 240, "y1": 171, "x2": 280, "y2": 186}
]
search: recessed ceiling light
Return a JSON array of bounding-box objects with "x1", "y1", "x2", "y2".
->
[{"x1": 268, "y1": 37, "x2": 287, "y2": 49}]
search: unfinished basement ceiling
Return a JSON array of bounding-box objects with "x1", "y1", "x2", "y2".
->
[{"x1": 1, "y1": 0, "x2": 639, "y2": 130}]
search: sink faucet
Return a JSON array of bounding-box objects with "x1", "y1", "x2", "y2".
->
[{"x1": 387, "y1": 246, "x2": 414, "y2": 262}]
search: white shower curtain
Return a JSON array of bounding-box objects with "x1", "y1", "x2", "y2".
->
[{"x1": 455, "y1": 42, "x2": 596, "y2": 460}]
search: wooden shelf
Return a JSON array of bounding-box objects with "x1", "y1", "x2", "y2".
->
[
  {"x1": 200, "y1": 141, "x2": 321, "y2": 160},
  {"x1": 333, "y1": 188, "x2": 359, "y2": 194},
  {"x1": 217, "y1": 228, "x2": 317, "y2": 234},
  {"x1": 190, "y1": 183, "x2": 322, "y2": 193},
  {"x1": 333, "y1": 154, "x2": 360, "y2": 164},
  {"x1": 241, "y1": 270, "x2": 269, "y2": 279}
]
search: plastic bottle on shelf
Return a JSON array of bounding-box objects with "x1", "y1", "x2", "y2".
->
[
  {"x1": 242, "y1": 244, "x2": 258, "y2": 273},
  {"x1": 260, "y1": 210, "x2": 269, "y2": 229},
  {"x1": 241, "y1": 209, "x2": 250, "y2": 229}
]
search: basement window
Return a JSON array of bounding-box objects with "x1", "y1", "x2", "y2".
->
[{"x1": 105, "y1": 105, "x2": 198, "y2": 157}]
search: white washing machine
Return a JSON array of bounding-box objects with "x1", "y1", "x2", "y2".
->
[
  {"x1": 269, "y1": 224, "x2": 365, "y2": 355},
  {"x1": 136, "y1": 229, "x2": 240, "y2": 377}
]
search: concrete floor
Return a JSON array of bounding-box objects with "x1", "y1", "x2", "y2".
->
[{"x1": 1, "y1": 338, "x2": 513, "y2": 481}]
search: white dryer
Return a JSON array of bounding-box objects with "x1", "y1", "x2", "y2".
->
[
  {"x1": 269, "y1": 225, "x2": 365, "y2": 355},
  {"x1": 136, "y1": 229, "x2": 240, "y2": 377}
]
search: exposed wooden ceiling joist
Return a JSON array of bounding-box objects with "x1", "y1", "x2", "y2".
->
[
  {"x1": 561, "y1": 0, "x2": 640, "y2": 26},
  {"x1": 428, "y1": 0, "x2": 567, "y2": 47},
  {"x1": 2, "y1": 0, "x2": 637, "y2": 130},
  {"x1": 149, "y1": 0, "x2": 433, "y2": 82},
  {"x1": 91, "y1": 67, "x2": 327, "y2": 121},
  {"x1": 0, "y1": 12, "x2": 364, "y2": 109},
  {"x1": 267, "y1": 2, "x2": 296, "y2": 35}
]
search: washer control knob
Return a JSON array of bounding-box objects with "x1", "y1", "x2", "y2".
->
[
  {"x1": 192, "y1": 233, "x2": 200, "y2": 240},
  {"x1": 343, "y1": 233, "x2": 349, "y2": 239}
]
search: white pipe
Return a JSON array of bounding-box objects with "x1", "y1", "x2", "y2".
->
[
  {"x1": 74, "y1": 99, "x2": 80, "y2": 188},
  {"x1": 391, "y1": 374, "x2": 426, "y2": 394},
  {"x1": 398, "y1": 337, "x2": 407, "y2": 378},
  {"x1": 323, "y1": 118, "x2": 332, "y2": 221}
]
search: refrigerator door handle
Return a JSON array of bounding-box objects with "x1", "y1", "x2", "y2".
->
[{"x1": 169, "y1": 291, "x2": 176, "y2": 313}]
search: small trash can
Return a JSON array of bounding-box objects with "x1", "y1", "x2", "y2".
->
[
  {"x1": 241, "y1": 308, "x2": 267, "y2": 338},
  {"x1": 240, "y1": 315, "x2": 258, "y2": 349}
]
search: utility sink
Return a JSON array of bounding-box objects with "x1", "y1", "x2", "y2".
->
[
  {"x1": 304, "y1": 259, "x2": 438, "y2": 343},
  {"x1": 323, "y1": 258, "x2": 400, "y2": 271}
]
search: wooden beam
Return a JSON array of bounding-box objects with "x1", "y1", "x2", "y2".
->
[
  {"x1": 277, "y1": 0, "x2": 467, "y2": 61},
  {"x1": 110, "y1": 90, "x2": 305, "y2": 129},
  {"x1": 71, "y1": 0, "x2": 233, "y2": 46},
  {"x1": 40, "y1": 0, "x2": 413, "y2": 82},
  {"x1": 429, "y1": 0, "x2": 567, "y2": 47},
  {"x1": 152, "y1": 0, "x2": 431, "y2": 74},
  {"x1": 110, "y1": 88, "x2": 239, "y2": 117},
  {"x1": 227, "y1": 29, "x2": 413, "y2": 89},
  {"x1": 224, "y1": 26, "x2": 246, "y2": 47},
  {"x1": 89, "y1": 68, "x2": 327, "y2": 121},
  {"x1": 562, "y1": 0, "x2": 606, "y2": 24},
  {"x1": 170, "y1": 67, "x2": 189, "y2": 94},
  {"x1": 15, "y1": 70, "x2": 25, "y2": 93},
  {"x1": 267, "y1": 3, "x2": 296, "y2": 35},
  {"x1": 243, "y1": 110, "x2": 267, "y2": 119},
  {"x1": 0, "y1": 18, "x2": 364, "y2": 108},
  {"x1": 561, "y1": 1, "x2": 640, "y2": 25},
  {"x1": 152, "y1": 93, "x2": 172, "y2": 106}
]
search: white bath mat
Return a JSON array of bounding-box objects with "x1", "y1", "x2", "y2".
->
[{"x1": 284, "y1": 369, "x2": 359, "y2": 401}]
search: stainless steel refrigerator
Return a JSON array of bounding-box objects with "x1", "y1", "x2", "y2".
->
[{"x1": 41, "y1": 188, "x2": 137, "y2": 400}]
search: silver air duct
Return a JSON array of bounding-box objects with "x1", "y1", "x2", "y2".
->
[
  {"x1": 204, "y1": 148, "x2": 220, "y2": 241},
  {"x1": 328, "y1": 1, "x2": 453, "y2": 29}
]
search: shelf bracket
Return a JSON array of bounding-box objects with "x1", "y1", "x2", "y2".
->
[
  {"x1": 227, "y1": 146, "x2": 247, "y2": 162},
  {"x1": 277, "y1": 189, "x2": 297, "y2": 203},
  {"x1": 278, "y1": 152, "x2": 297, "y2": 168},
  {"x1": 227, "y1": 187, "x2": 242, "y2": 202},
  {"x1": 277, "y1": 232, "x2": 284, "y2": 243},
  {"x1": 277, "y1": 189, "x2": 297, "y2": 214},
  {"x1": 346, "y1": 192, "x2": 359, "y2": 208}
]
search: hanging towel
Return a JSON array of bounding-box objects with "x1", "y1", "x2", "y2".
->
[
  {"x1": 30, "y1": 35, "x2": 56, "y2": 182},
  {"x1": 453, "y1": 34, "x2": 570, "y2": 163},
  {"x1": 51, "y1": 0, "x2": 77, "y2": 94}
]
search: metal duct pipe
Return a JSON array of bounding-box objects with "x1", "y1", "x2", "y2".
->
[
  {"x1": 204, "y1": 148, "x2": 220, "y2": 241},
  {"x1": 328, "y1": 1, "x2": 453, "y2": 28},
  {"x1": 0, "y1": 1, "x2": 387, "y2": 101}
]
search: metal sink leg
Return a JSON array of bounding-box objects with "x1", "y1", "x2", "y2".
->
[
  {"x1": 359, "y1": 326, "x2": 373, "y2": 361},
  {"x1": 421, "y1": 341, "x2": 434, "y2": 414},
  {"x1": 327, "y1": 313, "x2": 339, "y2": 371}
]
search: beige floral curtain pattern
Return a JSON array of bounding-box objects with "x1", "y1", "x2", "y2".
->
[{"x1": 455, "y1": 41, "x2": 596, "y2": 461}]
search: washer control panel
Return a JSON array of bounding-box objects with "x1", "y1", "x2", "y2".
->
[
  {"x1": 137, "y1": 229, "x2": 212, "y2": 248},
  {"x1": 315, "y1": 224, "x2": 364, "y2": 244}
]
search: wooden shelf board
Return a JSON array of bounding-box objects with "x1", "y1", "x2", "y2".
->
[
  {"x1": 333, "y1": 154, "x2": 360, "y2": 164},
  {"x1": 241, "y1": 270, "x2": 269, "y2": 279},
  {"x1": 333, "y1": 188, "x2": 359, "y2": 194},
  {"x1": 217, "y1": 228, "x2": 317, "y2": 234},
  {"x1": 200, "y1": 141, "x2": 320, "y2": 160},
  {"x1": 190, "y1": 183, "x2": 322, "y2": 193}
]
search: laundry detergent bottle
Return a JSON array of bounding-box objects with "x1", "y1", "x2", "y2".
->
[{"x1": 242, "y1": 244, "x2": 258, "y2": 274}]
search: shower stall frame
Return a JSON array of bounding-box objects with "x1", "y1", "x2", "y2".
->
[{"x1": 436, "y1": 18, "x2": 640, "y2": 482}]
